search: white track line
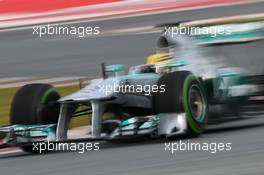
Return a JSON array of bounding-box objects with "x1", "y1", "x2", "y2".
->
[
  {"x1": 0, "y1": 77, "x2": 87, "y2": 88},
  {"x1": 0, "y1": 149, "x2": 22, "y2": 155}
]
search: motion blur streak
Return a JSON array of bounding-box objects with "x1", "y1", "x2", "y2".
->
[{"x1": 0, "y1": 2, "x2": 264, "y2": 77}]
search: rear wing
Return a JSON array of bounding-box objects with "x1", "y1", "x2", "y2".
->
[{"x1": 243, "y1": 75, "x2": 264, "y2": 104}]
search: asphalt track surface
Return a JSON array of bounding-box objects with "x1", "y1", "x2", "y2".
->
[{"x1": 1, "y1": 2, "x2": 264, "y2": 175}]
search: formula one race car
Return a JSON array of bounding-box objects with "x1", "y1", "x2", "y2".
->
[{"x1": 1, "y1": 18, "x2": 264, "y2": 153}]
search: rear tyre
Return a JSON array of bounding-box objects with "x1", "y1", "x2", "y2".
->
[
  {"x1": 10, "y1": 84, "x2": 60, "y2": 153},
  {"x1": 153, "y1": 71, "x2": 208, "y2": 136}
]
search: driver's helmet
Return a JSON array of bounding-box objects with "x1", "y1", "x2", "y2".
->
[
  {"x1": 146, "y1": 53, "x2": 176, "y2": 74},
  {"x1": 146, "y1": 52, "x2": 173, "y2": 65}
]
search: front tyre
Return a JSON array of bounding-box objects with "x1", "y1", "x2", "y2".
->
[
  {"x1": 153, "y1": 71, "x2": 208, "y2": 136},
  {"x1": 10, "y1": 84, "x2": 60, "y2": 153}
]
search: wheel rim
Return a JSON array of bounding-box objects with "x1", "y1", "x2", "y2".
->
[{"x1": 188, "y1": 84, "x2": 206, "y2": 123}]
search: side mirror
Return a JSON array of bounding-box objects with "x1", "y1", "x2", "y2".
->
[
  {"x1": 101, "y1": 64, "x2": 125, "y2": 79},
  {"x1": 167, "y1": 60, "x2": 186, "y2": 67},
  {"x1": 105, "y1": 64, "x2": 125, "y2": 72}
]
